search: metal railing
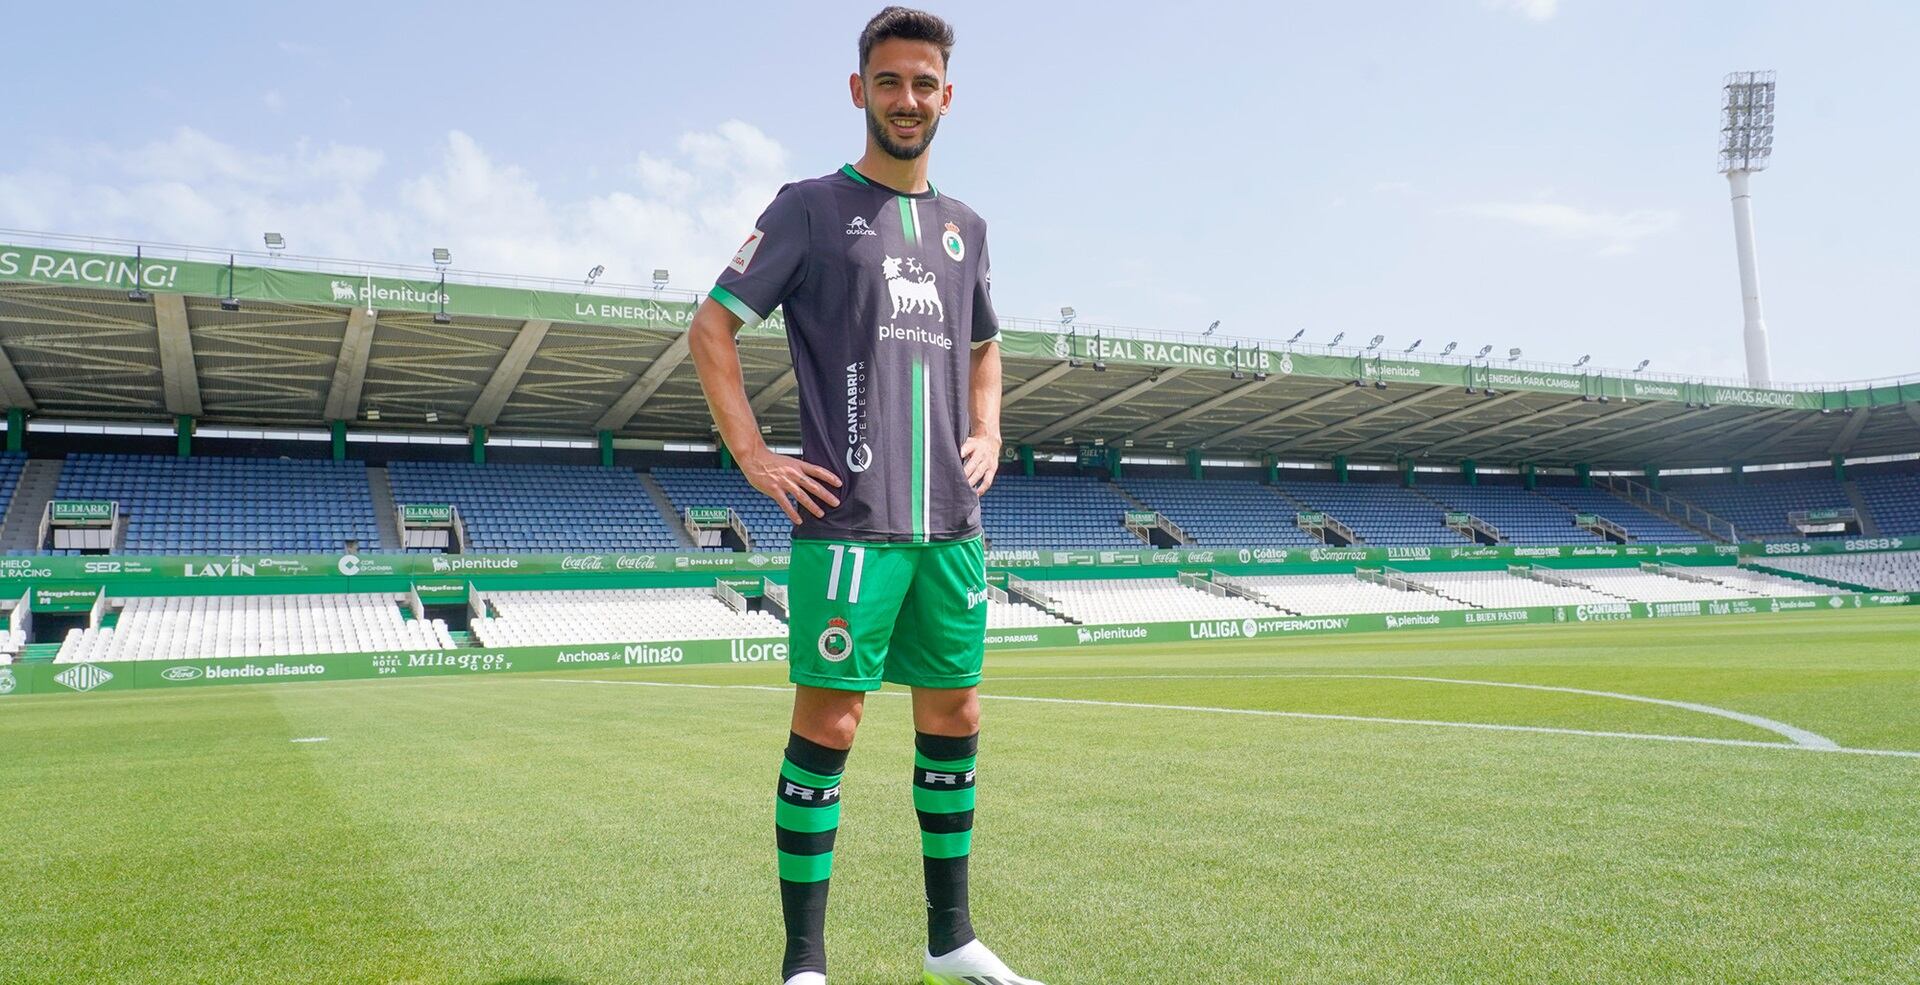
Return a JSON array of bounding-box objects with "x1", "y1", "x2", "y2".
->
[{"x1": 1600, "y1": 474, "x2": 1739, "y2": 543}]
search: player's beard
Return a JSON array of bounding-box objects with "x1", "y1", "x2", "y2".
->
[{"x1": 867, "y1": 104, "x2": 940, "y2": 161}]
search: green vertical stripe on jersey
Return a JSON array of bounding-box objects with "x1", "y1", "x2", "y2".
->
[
  {"x1": 911, "y1": 356, "x2": 926, "y2": 541},
  {"x1": 897, "y1": 196, "x2": 920, "y2": 246}
]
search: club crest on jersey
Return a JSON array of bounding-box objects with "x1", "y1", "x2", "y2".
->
[
  {"x1": 818, "y1": 617, "x2": 853, "y2": 663},
  {"x1": 728, "y1": 229, "x2": 764, "y2": 273},
  {"x1": 845, "y1": 216, "x2": 877, "y2": 236},
  {"x1": 882, "y1": 256, "x2": 943, "y2": 320},
  {"x1": 941, "y1": 221, "x2": 965, "y2": 261}
]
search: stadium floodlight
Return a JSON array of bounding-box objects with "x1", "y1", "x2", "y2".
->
[
  {"x1": 425, "y1": 411, "x2": 438, "y2": 423},
  {"x1": 1328, "y1": 331, "x2": 1345, "y2": 346},
  {"x1": 1440, "y1": 341, "x2": 1458, "y2": 356},
  {"x1": 1720, "y1": 70, "x2": 1777, "y2": 385},
  {"x1": 1476, "y1": 344, "x2": 1493, "y2": 359},
  {"x1": 1634, "y1": 359, "x2": 1652, "y2": 373},
  {"x1": 431, "y1": 247, "x2": 452, "y2": 267},
  {"x1": 1285, "y1": 328, "x2": 1305, "y2": 344},
  {"x1": 1366, "y1": 334, "x2": 1385, "y2": 350},
  {"x1": 585, "y1": 264, "x2": 605, "y2": 286},
  {"x1": 1203, "y1": 319, "x2": 1220, "y2": 336},
  {"x1": 1404, "y1": 339, "x2": 1422, "y2": 354},
  {"x1": 263, "y1": 232, "x2": 285, "y2": 255},
  {"x1": 220, "y1": 254, "x2": 240, "y2": 311},
  {"x1": 433, "y1": 265, "x2": 452, "y2": 324},
  {"x1": 652, "y1": 268, "x2": 670, "y2": 290},
  {"x1": 365, "y1": 407, "x2": 380, "y2": 421},
  {"x1": 1574, "y1": 354, "x2": 1591, "y2": 368},
  {"x1": 1059, "y1": 306, "x2": 1076, "y2": 326},
  {"x1": 127, "y1": 245, "x2": 150, "y2": 302},
  {"x1": 1507, "y1": 347, "x2": 1523, "y2": 361}
]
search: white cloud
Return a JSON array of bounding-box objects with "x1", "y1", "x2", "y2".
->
[
  {"x1": 0, "y1": 122, "x2": 793, "y2": 289},
  {"x1": 1483, "y1": 0, "x2": 1559, "y2": 21},
  {"x1": 1453, "y1": 200, "x2": 1677, "y2": 256},
  {"x1": 262, "y1": 89, "x2": 285, "y2": 112}
]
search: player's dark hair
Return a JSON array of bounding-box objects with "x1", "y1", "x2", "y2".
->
[{"x1": 859, "y1": 6, "x2": 954, "y2": 71}]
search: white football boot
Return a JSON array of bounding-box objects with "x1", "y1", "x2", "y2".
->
[
  {"x1": 783, "y1": 973, "x2": 826, "y2": 985},
  {"x1": 922, "y1": 939, "x2": 1045, "y2": 985}
]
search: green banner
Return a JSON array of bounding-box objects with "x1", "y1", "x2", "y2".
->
[
  {"x1": 49, "y1": 500, "x2": 115, "y2": 526},
  {"x1": 1444, "y1": 512, "x2": 1473, "y2": 525},
  {"x1": 1296, "y1": 512, "x2": 1326, "y2": 525},
  {"x1": 7, "y1": 591, "x2": 1907, "y2": 698},
  {"x1": 982, "y1": 542, "x2": 1741, "y2": 572},
  {"x1": 687, "y1": 507, "x2": 733, "y2": 525},
  {"x1": 1742, "y1": 537, "x2": 1917, "y2": 557},
  {"x1": 1574, "y1": 513, "x2": 1599, "y2": 525},
  {"x1": 412, "y1": 580, "x2": 469, "y2": 604},
  {"x1": 1124, "y1": 511, "x2": 1159, "y2": 526},
  {"x1": 1802, "y1": 509, "x2": 1843, "y2": 522},
  {"x1": 401, "y1": 504, "x2": 453, "y2": 527},
  {"x1": 31, "y1": 585, "x2": 100, "y2": 613}
]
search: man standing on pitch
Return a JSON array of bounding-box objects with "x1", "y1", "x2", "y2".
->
[{"x1": 688, "y1": 8, "x2": 1043, "y2": 985}]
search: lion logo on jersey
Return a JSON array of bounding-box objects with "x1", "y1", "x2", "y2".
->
[{"x1": 882, "y1": 256, "x2": 944, "y2": 320}]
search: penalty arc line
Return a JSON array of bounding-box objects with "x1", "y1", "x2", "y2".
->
[{"x1": 535, "y1": 678, "x2": 1920, "y2": 760}]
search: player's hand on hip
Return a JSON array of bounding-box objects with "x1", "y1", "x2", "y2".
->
[
  {"x1": 740, "y1": 448, "x2": 842, "y2": 524},
  {"x1": 960, "y1": 433, "x2": 1001, "y2": 496}
]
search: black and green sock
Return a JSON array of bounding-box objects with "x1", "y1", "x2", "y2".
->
[
  {"x1": 915, "y1": 731, "x2": 978, "y2": 957},
  {"x1": 777, "y1": 732, "x2": 847, "y2": 979}
]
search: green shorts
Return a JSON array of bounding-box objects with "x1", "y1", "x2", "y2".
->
[{"x1": 786, "y1": 536, "x2": 988, "y2": 692}]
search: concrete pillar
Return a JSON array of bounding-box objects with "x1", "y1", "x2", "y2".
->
[
  {"x1": 1461, "y1": 459, "x2": 1478, "y2": 486},
  {"x1": 1576, "y1": 463, "x2": 1591, "y2": 488},
  {"x1": 330, "y1": 420, "x2": 347, "y2": 461},
  {"x1": 1332, "y1": 454, "x2": 1348, "y2": 483},
  {"x1": 5, "y1": 408, "x2": 22, "y2": 453},
  {"x1": 718, "y1": 442, "x2": 735, "y2": 471},
  {"x1": 1263, "y1": 453, "x2": 1278, "y2": 485},
  {"x1": 1522, "y1": 463, "x2": 1537, "y2": 490},
  {"x1": 1017, "y1": 444, "x2": 1035, "y2": 477},
  {"x1": 1109, "y1": 450, "x2": 1123, "y2": 479},
  {"x1": 598, "y1": 430, "x2": 615, "y2": 468},
  {"x1": 1643, "y1": 465, "x2": 1660, "y2": 490},
  {"x1": 174, "y1": 414, "x2": 193, "y2": 459},
  {"x1": 1831, "y1": 455, "x2": 1846, "y2": 482},
  {"x1": 1734, "y1": 462, "x2": 1747, "y2": 485},
  {"x1": 470, "y1": 425, "x2": 487, "y2": 465},
  {"x1": 1186, "y1": 448, "x2": 1203, "y2": 481}
]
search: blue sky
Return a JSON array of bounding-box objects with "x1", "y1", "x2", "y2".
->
[{"x1": 3, "y1": 0, "x2": 1916, "y2": 385}]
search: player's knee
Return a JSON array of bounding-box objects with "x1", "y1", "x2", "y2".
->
[{"x1": 794, "y1": 694, "x2": 865, "y2": 749}]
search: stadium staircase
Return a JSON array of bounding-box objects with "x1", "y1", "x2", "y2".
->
[
  {"x1": 637, "y1": 472, "x2": 698, "y2": 549},
  {"x1": 1843, "y1": 480, "x2": 1879, "y2": 536},
  {"x1": 1595, "y1": 475, "x2": 1737, "y2": 543},
  {"x1": 365, "y1": 467, "x2": 403, "y2": 551},
  {"x1": 0, "y1": 457, "x2": 59, "y2": 553}
]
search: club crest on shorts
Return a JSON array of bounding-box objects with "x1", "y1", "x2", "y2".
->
[
  {"x1": 818, "y1": 617, "x2": 853, "y2": 662},
  {"x1": 941, "y1": 221, "x2": 965, "y2": 261}
]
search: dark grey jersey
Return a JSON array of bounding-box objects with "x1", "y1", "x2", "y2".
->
[{"x1": 710, "y1": 165, "x2": 999, "y2": 544}]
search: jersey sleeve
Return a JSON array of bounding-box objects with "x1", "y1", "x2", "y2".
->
[
  {"x1": 709, "y1": 184, "x2": 809, "y2": 328},
  {"x1": 970, "y1": 226, "x2": 1000, "y2": 348}
]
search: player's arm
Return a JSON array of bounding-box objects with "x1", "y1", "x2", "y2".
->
[
  {"x1": 688, "y1": 300, "x2": 841, "y2": 524},
  {"x1": 961, "y1": 340, "x2": 1002, "y2": 496}
]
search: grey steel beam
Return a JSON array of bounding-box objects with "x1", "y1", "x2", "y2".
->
[
  {"x1": 1127, "y1": 377, "x2": 1276, "y2": 442},
  {"x1": 1826, "y1": 408, "x2": 1871, "y2": 457},
  {"x1": 1289, "y1": 387, "x2": 1450, "y2": 451},
  {"x1": 749, "y1": 370, "x2": 799, "y2": 414},
  {"x1": 1339, "y1": 390, "x2": 1528, "y2": 456},
  {"x1": 466, "y1": 319, "x2": 552, "y2": 426},
  {"x1": 1002, "y1": 360, "x2": 1074, "y2": 409},
  {"x1": 1021, "y1": 368, "x2": 1188, "y2": 445},
  {"x1": 323, "y1": 306, "x2": 378, "y2": 420},
  {"x1": 596, "y1": 333, "x2": 692, "y2": 432},
  {"x1": 1208, "y1": 385, "x2": 1361, "y2": 448},
  {"x1": 152, "y1": 293, "x2": 203, "y2": 416}
]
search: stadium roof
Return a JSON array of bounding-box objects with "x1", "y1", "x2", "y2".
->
[{"x1": 2, "y1": 232, "x2": 1917, "y2": 469}]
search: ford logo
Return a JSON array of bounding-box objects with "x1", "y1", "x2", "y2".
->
[{"x1": 161, "y1": 666, "x2": 202, "y2": 682}]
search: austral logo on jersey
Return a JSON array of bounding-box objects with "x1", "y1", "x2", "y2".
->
[
  {"x1": 845, "y1": 216, "x2": 878, "y2": 236},
  {"x1": 845, "y1": 361, "x2": 873, "y2": 472}
]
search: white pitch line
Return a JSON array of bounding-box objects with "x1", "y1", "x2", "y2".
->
[
  {"x1": 536, "y1": 678, "x2": 1920, "y2": 760},
  {"x1": 988, "y1": 673, "x2": 1839, "y2": 750}
]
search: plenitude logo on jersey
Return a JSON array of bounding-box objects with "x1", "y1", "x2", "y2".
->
[
  {"x1": 845, "y1": 361, "x2": 873, "y2": 472},
  {"x1": 877, "y1": 254, "x2": 953, "y2": 351}
]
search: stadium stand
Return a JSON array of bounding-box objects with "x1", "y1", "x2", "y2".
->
[
  {"x1": 1272, "y1": 479, "x2": 1459, "y2": 546},
  {"x1": 1708, "y1": 567, "x2": 1846, "y2": 596},
  {"x1": 1027, "y1": 577, "x2": 1277, "y2": 623},
  {"x1": 471, "y1": 588, "x2": 785, "y2": 645},
  {"x1": 1231, "y1": 574, "x2": 1473, "y2": 614},
  {"x1": 1114, "y1": 477, "x2": 1320, "y2": 546},
  {"x1": 1764, "y1": 551, "x2": 1920, "y2": 591},
  {"x1": 979, "y1": 475, "x2": 1140, "y2": 548},
  {"x1": 55, "y1": 594, "x2": 451, "y2": 662},
  {"x1": 0, "y1": 451, "x2": 25, "y2": 526},
  {"x1": 1534, "y1": 484, "x2": 1711, "y2": 543},
  {"x1": 1555, "y1": 568, "x2": 1784, "y2": 602},
  {"x1": 986, "y1": 599, "x2": 1072, "y2": 628},
  {"x1": 1402, "y1": 571, "x2": 1623, "y2": 608},
  {"x1": 652, "y1": 467, "x2": 792, "y2": 549},
  {"x1": 1663, "y1": 474, "x2": 1853, "y2": 539},
  {"x1": 1854, "y1": 474, "x2": 1920, "y2": 535},
  {"x1": 1416, "y1": 481, "x2": 1604, "y2": 545},
  {"x1": 386, "y1": 462, "x2": 677, "y2": 553},
  {"x1": 53, "y1": 454, "x2": 380, "y2": 554}
]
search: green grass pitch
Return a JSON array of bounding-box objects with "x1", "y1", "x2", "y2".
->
[{"x1": 4, "y1": 608, "x2": 1917, "y2": 984}]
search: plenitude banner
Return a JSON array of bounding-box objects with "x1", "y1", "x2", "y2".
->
[{"x1": 9, "y1": 242, "x2": 1917, "y2": 411}]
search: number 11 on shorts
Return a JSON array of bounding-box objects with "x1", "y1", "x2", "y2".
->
[{"x1": 825, "y1": 544, "x2": 866, "y2": 603}]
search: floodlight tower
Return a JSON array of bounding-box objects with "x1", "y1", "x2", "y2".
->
[{"x1": 1719, "y1": 71, "x2": 1777, "y2": 386}]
